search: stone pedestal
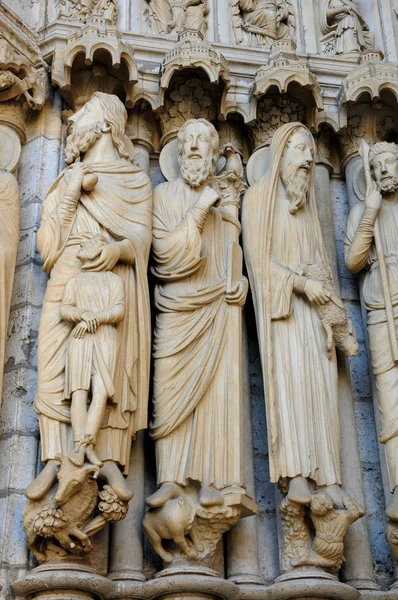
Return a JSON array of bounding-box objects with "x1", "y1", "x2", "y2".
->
[
  {"x1": 11, "y1": 564, "x2": 114, "y2": 600},
  {"x1": 144, "y1": 571, "x2": 239, "y2": 600}
]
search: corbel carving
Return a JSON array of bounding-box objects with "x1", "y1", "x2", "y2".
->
[
  {"x1": 158, "y1": 37, "x2": 230, "y2": 116},
  {"x1": 51, "y1": 25, "x2": 138, "y2": 109},
  {"x1": 249, "y1": 40, "x2": 323, "y2": 124}
]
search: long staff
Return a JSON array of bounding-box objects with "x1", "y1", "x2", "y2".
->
[{"x1": 360, "y1": 139, "x2": 398, "y2": 363}]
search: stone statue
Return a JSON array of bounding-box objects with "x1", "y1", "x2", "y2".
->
[
  {"x1": 0, "y1": 171, "x2": 20, "y2": 403},
  {"x1": 58, "y1": 0, "x2": 118, "y2": 25},
  {"x1": 145, "y1": 118, "x2": 255, "y2": 566},
  {"x1": 231, "y1": 0, "x2": 295, "y2": 48},
  {"x1": 242, "y1": 122, "x2": 362, "y2": 573},
  {"x1": 345, "y1": 141, "x2": 398, "y2": 522},
  {"x1": 23, "y1": 92, "x2": 152, "y2": 561},
  {"x1": 319, "y1": 0, "x2": 373, "y2": 55},
  {"x1": 61, "y1": 235, "x2": 126, "y2": 468},
  {"x1": 146, "y1": 0, "x2": 208, "y2": 37}
]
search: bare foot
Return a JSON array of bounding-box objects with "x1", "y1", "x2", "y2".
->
[
  {"x1": 386, "y1": 488, "x2": 398, "y2": 521},
  {"x1": 100, "y1": 461, "x2": 133, "y2": 501},
  {"x1": 85, "y1": 445, "x2": 103, "y2": 468},
  {"x1": 26, "y1": 460, "x2": 58, "y2": 500},
  {"x1": 146, "y1": 482, "x2": 184, "y2": 508},
  {"x1": 287, "y1": 476, "x2": 311, "y2": 505},
  {"x1": 69, "y1": 444, "x2": 85, "y2": 467},
  {"x1": 199, "y1": 486, "x2": 224, "y2": 507}
]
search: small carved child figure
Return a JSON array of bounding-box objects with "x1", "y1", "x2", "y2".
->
[{"x1": 61, "y1": 235, "x2": 125, "y2": 468}]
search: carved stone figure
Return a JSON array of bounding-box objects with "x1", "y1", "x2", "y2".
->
[
  {"x1": 146, "y1": 0, "x2": 208, "y2": 37},
  {"x1": 280, "y1": 492, "x2": 364, "y2": 573},
  {"x1": 232, "y1": 0, "x2": 295, "y2": 48},
  {"x1": 23, "y1": 92, "x2": 152, "y2": 561},
  {"x1": 0, "y1": 171, "x2": 20, "y2": 402},
  {"x1": 145, "y1": 118, "x2": 255, "y2": 566},
  {"x1": 242, "y1": 123, "x2": 362, "y2": 571},
  {"x1": 319, "y1": 0, "x2": 373, "y2": 55},
  {"x1": 58, "y1": 0, "x2": 118, "y2": 25},
  {"x1": 345, "y1": 141, "x2": 398, "y2": 522},
  {"x1": 61, "y1": 235, "x2": 126, "y2": 468}
]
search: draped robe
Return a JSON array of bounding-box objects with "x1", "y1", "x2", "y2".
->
[
  {"x1": 0, "y1": 171, "x2": 20, "y2": 403},
  {"x1": 242, "y1": 123, "x2": 341, "y2": 488},
  {"x1": 35, "y1": 159, "x2": 152, "y2": 473},
  {"x1": 345, "y1": 198, "x2": 398, "y2": 488},
  {"x1": 150, "y1": 177, "x2": 242, "y2": 489},
  {"x1": 319, "y1": 0, "x2": 368, "y2": 54}
]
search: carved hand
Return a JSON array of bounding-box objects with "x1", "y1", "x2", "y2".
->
[
  {"x1": 66, "y1": 163, "x2": 95, "y2": 199},
  {"x1": 304, "y1": 280, "x2": 330, "y2": 306},
  {"x1": 199, "y1": 186, "x2": 221, "y2": 210},
  {"x1": 81, "y1": 311, "x2": 99, "y2": 333},
  {"x1": 225, "y1": 277, "x2": 249, "y2": 306},
  {"x1": 72, "y1": 321, "x2": 89, "y2": 339},
  {"x1": 82, "y1": 243, "x2": 121, "y2": 272},
  {"x1": 365, "y1": 180, "x2": 382, "y2": 212}
]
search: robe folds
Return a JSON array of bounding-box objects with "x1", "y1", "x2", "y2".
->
[
  {"x1": 242, "y1": 122, "x2": 341, "y2": 488},
  {"x1": 150, "y1": 177, "x2": 242, "y2": 489},
  {"x1": 35, "y1": 159, "x2": 152, "y2": 473},
  {"x1": 0, "y1": 172, "x2": 20, "y2": 404}
]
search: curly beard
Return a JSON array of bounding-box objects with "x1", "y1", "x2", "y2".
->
[
  {"x1": 379, "y1": 176, "x2": 398, "y2": 195},
  {"x1": 180, "y1": 156, "x2": 213, "y2": 188},
  {"x1": 64, "y1": 121, "x2": 103, "y2": 165},
  {"x1": 281, "y1": 161, "x2": 311, "y2": 214}
]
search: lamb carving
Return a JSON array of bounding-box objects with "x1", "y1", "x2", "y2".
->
[{"x1": 298, "y1": 263, "x2": 358, "y2": 359}]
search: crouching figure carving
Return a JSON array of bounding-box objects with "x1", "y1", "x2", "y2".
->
[{"x1": 23, "y1": 92, "x2": 152, "y2": 563}]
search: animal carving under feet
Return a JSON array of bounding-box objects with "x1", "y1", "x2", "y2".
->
[{"x1": 23, "y1": 455, "x2": 128, "y2": 562}]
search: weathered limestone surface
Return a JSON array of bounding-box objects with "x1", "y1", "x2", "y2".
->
[{"x1": 3, "y1": 0, "x2": 398, "y2": 599}]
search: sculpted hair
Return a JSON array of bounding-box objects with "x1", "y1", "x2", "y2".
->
[
  {"x1": 370, "y1": 142, "x2": 398, "y2": 168},
  {"x1": 92, "y1": 92, "x2": 129, "y2": 159},
  {"x1": 177, "y1": 118, "x2": 220, "y2": 169}
]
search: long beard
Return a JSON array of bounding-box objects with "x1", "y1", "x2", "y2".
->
[
  {"x1": 64, "y1": 122, "x2": 103, "y2": 165},
  {"x1": 180, "y1": 157, "x2": 213, "y2": 188},
  {"x1": 379, "y1": 176, "x2": 398, "y2": 195},
  {"x1": 281, "y1": 162, "x2": 311, "y2": 214}
]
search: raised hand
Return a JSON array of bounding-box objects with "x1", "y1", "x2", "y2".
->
[
  {"x1": 66, "y1": 162, "x2": 95, "y2": 198},
  {"x1": 365, "y1": 180, "x2": 382, "y2": 212},
  {"x1": 199, "y1": 186, "x2": 221, "y2": 210}
]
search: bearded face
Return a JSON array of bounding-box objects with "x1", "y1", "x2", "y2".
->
[
  {"x1": 64, "y1": 121, "x2": 104, "y2": 165},
  {"x1": 371, "y1": 151, "x2": 398, "y2": 197},
  {"x1": 180, "y1": 155, "x2": 213, "y2": 188},
  {"x1": 178, "y1": 121, "x2": 216, "y2": 188},
  {"x1": 280, "y1": 130, "x2": 313, "y2": 215}
]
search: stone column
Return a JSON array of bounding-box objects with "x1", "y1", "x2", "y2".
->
[
  {"x1": 4, "y1": 91, "x2": 92, "y2": 600},
  {"x1": 225, "y1": 321, "x2": 263, "y2": 587},
  {"x1": 315, "y1": 157, "x2": 380, "y2": 591},
  {"x1": 107, "y1": 431, "x2": 147, "y2": 584}
]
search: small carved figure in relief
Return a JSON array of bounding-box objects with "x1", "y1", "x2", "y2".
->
[
  {"x1": 61, "y1": 235, "x2": 125, "y2": 468},
  {"x1": 146, "y1": 0, "x2": 208, "y2": 37},
  {"x1": 23, "y1": 92, "x2": 152, "y2": 562},
  {"x1": 231, "y1": 0, "x2": 295, "y2": 48},
  {"x1": 345, "y1": 141, "x2": 398, "y2": 522},
  {"x1": 319, "y1": 0, "x2": 373, "y2": 55},
  {"x1": 144, "y1": 118, "x2": 255, "y2": 566},
  {"x1": 58, "y1": 0, "x2": 118, "y2": 25},
  {"x1": 243, "y1": 123, "x2": 362, "y2": 573}
]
